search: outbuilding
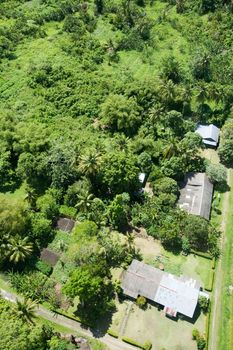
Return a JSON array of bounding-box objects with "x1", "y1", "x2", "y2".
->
[
  {"x1": 178, "y1": 172, "x2": 213, "y2": 220},
  {"x1": 195, "y1": 124, "x2": 220, "y2": 147}
]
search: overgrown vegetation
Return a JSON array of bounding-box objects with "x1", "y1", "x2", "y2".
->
[{"x1": 0, "y1": 0, "x2": 232, "y2": 345}]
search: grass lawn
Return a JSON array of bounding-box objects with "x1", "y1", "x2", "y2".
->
[
  {"x1": 123, "y1": 303, "x2": 206, "y2": 350},
  {"x1": 134, "y1": 237, "x2": 212, "y2": 287},
  {"x1": 218, "y1": 170, "x2": 233, "y2": 350}
]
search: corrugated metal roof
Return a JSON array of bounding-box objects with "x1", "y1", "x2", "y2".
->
[
  {"x1": 122, "y1": 260, "x2": 200, "y2": 318},
  {"x1": 154, "y1": 274, "x2": 199, "y2": 318},
  {"x1": 195, "y1": 124, "x2": 220, "y2": 146},
  {"x1": 178, "y1": 172, "x2": 213, "y2": 220}
]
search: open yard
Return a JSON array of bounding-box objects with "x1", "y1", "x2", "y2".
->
[
  {"x1": 108, "y1": 235, "x2": 211, "y2": 350},
  {"x1": 134, "y1": 236, "x2": 213, "y2": 288},
  {"x1": 124, "y1": 303, "x2": 205, "y2": 350}
]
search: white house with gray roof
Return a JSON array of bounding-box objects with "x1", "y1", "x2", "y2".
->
[
  {"x1": 122, "y1": 260, "x2": 201, "y2": 318},
  {"x1": 195, "y1": 124, "x2": 220, "y2": 147}
]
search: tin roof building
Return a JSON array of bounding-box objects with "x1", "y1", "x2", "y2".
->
[
  {"x1": 122, "y1": 260, "x2": 201, "y2": 318},
  {"x1": 178, "y1": 172, "x2": 213, "y2": 220},
  {"x1": 195, "y1": 124, "x2": 220, "y2": 147}
]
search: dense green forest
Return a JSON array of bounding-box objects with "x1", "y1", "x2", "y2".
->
[{"x1": 0, "y1": 0, "x2": 233, "y2": 345}]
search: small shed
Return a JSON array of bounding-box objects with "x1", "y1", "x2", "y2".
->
[
  {"x1": 57, "y1": 217, "x2": 75, "y2": 232},
  {"x1": 139, "y1": 173, "x2": 147, "y2": 186},
  {"x1": 195, "y1": 124, "x2": 220, "y2": 147},
  {"x1": 40, "y1": 248, "x2": 60, "y2": 267}
]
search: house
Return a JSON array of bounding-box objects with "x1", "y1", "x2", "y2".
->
[
  {"x1": 122, "y1": 260, "x2": 201, "y2": 318},
  {"x1": 195, "y1": 124, "x2": 220, "y2": 147},
  {"x1": 178, "y1": 172, "x2": 213, "y2": 220},
  {"x1": 57, "y1": 217, "x2": 75, "y2": 232}
]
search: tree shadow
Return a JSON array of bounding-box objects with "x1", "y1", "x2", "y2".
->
[{"x1": 74, "y1": 300, "x2": 117, "y2": 337}]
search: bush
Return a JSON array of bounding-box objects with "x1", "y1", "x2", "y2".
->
[
  {"x1": 205, "y1": 270, "x2": 215, "y2": 292},
  {"x1": 206, "y1": 163, "x2": 227, "y2": 185},
  {"x1": 211, "y1": 258, "x2": 216, "y2": 269},
  {"x1": 136, "y1": 295, "x2": 147, "y2": 309},
  {"x1": 122, "y1": 337, "x2": 152, "y2": 350},
  {"x1": 59, "y1": 205, "x2": 77, "y2": 219},
  {"x1": 107, "y1": 329, "x2": 118, "y2": 338},
  {"x1": 143, "y1": 341, "x2": 152, "y2": 350},
  {"x1": 51, "y1": 308, "x2": 92, "y2": 328},
  {"x1": 192, "y1": 328, "x2": 200, "y2": 340},
  {"x1": 198, "y1": 296, "x2": 209, "y2": 313},
  {"x1": 35, "y1": 259, "x2": 53, "y2": 276},
  {"x1": 197, "y1": 336, "x2": 206, "y2": 350}
]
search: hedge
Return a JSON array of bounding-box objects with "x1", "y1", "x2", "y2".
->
[
  {"x1": 205, "y1": 270, "x2": 215, "y2": 292},
  {"x1": 211, "y1": 258, "x2": 216, "y2": 270},
  {"x1": 191, "y1": 250, "x2": 212, "y2": 260},
  {"x1": 51, "y1": 308, "x2": 92, "y2": 327},
  {"x1": 205, "y1": 311, "x2": 211, "y2": 350},
  {"x1": 107, "y1": 329, "x2": 118, "y2": 338},
  {"x1": 122, "y1": 337, "x2": 152, "y2": 350}
]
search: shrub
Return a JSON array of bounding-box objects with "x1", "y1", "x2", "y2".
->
[
  {"x1": 59, "y1": 205, "x2": 77, "y2": 219},
  {"x1": 192, "y1": 328, "x2": 200, "y2": 340},
  {"x1": 205, "y1": 270, "x2": 214, "y2": 291},
  {"x1": 107, "y1": 329, "x2": 118, "y2": 338},
  {"x1": 198, "y1": 296, "x2": 209, "y2": 313},
  {"x1": 35, "y1": 259, "x2": 53, "y2": 276},
  {"x1": 197, "y1": 336, "x2": 206, "y2": 350},
  {"x1": 211, "y1": 258, "x2": 216, "y2": 269},
  {"x1": 136, "y1": 295, "x2": 147, "y2": 309},
  {"x1": 122, "y1": 337, "x2": 144, "y2": 349},
  {"x1": 122, "y1": 337, "x2": 152, "y2": 350},
  {"x1": 143, "y1": 341, "x2": 152, "y2": 350}
]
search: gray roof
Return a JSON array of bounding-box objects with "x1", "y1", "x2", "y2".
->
[
  {"x1": 122, "y1": 260, "x2": 200, "y2": 318},
  {"x1": 178, "y1": 172, "x2": 213, "y2": 220},
  {"x1": 195, "y1": 124, "x2": 220, "y2": 146},
  {"x1": 40, "y1": 248, "x2": 60, "y2": 266},
  {"x1": 57, "y1": 217, "x2": 75, "y2": 232}
]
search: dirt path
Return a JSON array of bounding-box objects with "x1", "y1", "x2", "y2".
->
[
  {"x1": 0, "y1": 288, "x2": 136, "y2": 350},
  {"x1": 209, "y1": 169, "x2": 231, "y2": 350}
]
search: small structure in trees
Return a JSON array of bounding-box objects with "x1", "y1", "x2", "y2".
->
[
  {"x1": 122, "y1": 260, "x2": 201, "y2": 319},
  {"x1": 178, "y1": 172, "x2": 213, "y2": 220},
  {"x1": 138, "y1": 173, "x2": 147, "y2": 187},
  {"x1": 40, "y1": 248, "x2": 60, "y2": 267},
  {"x1": 56, "y1": 217, "x2": 75, "y2": 232},
  {"x1": 195, "y1": 124, "x2": 220, "y2": 147}
]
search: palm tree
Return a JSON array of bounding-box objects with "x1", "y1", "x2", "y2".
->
[
  {"x1": 7, "y1": 236, "x2": 33, "y2": 264},
  {"x1": 195, "y1": 83, "x2": 210, "y2": 105},
  {"x1": 78, "y1": 150, "x2": 102, "y2": 177},
  {"x1": 15, "y1": 298, "x2": 37, "y2": 324},
  {"x1": 126, "y1": 232, "x2": 135, "y2": 253},
  {"x1": 24, "y1": 184, "x2": 37, "y2": 210},
  {"x1": 162, "y1": 135, "x2": 180, "y2": 159},
  {"x1": 159, "y1": 79, "x2": 176, "y2": 106},
  {"x1": 75, "y1": 190, "x2": 94, "y2": 213}
]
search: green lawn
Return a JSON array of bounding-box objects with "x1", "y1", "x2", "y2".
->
[
  {"x1": 123, "y1": 303, "x2": 205, "y2": 350},
  {"x1": 135, "y1": 236, "x2": 213, "y2": 288},
  {"x1": 218, "y1": 170, "x2": 233, "y2": 350}
]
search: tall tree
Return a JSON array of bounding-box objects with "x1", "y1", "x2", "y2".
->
[
  {"x1": 6, "y1": 236, "x2": 33, "y2": 264},
  {"x1": 14, "y1": 298, "x2": 37, "y2": 325}
]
